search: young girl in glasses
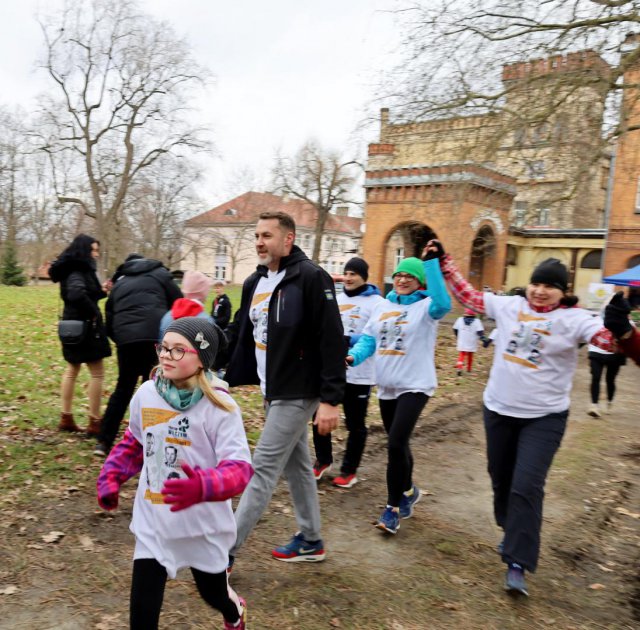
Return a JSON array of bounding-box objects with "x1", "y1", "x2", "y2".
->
[{"x1": 97, "y1": 317, "x2": 253, "y2": 629}]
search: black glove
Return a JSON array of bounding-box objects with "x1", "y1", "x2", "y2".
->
[
  {"x1": 482, "y1": 337, "x2": 492, "y2": 348},
  {"x1": 604, "y1": 291, "x2": 633, "y2": 338},
  {"x1": 423, "y1": 239, "x2": 446, "y2": 261}
]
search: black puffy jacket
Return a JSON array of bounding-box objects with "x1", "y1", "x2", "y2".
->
[
  {"x1": 49, "y1": 257, "x2": 112, "y2": 364},
  {"x1": 105, "y1": 258, "x2": 182, "y2": 345},
  {"x1": 226, "y1": 246, "x2": 346, "y2": 405}
]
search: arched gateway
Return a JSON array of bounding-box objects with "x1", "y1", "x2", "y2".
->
[{"x1": 361, "y1": 160, "x2": 516, "y2": 292}]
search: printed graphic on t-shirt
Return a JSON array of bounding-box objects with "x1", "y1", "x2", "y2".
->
[
  {"x1": 340, "y1": 304, "x2": 361, "y2": 335},
  {"x1": 141, "y1": 408, "x2": 192, "y2": 504},
  {"x1": 503, "y1": 310, "x2": 552, "y2": 369},
  {"x1": 377, "y1": 309, "x2": 408, "y2": 356},
  {"x1": 250, "y1": 291, "x2": 273, "y2": 350}
]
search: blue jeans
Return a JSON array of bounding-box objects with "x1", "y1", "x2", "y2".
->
[{"x1": 483, "y1": 405, "x2": 568, "y2": 572}]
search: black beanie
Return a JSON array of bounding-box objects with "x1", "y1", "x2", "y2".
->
[
  {"x1": 165, "y1": 317, "x2": 219, "y2": 370},
  {"x1": 530, "y1": 258, "x2": 568, "y2": 292},
  {"x1": 344, "y1": 257, "x2": 369, "y2": 281}
]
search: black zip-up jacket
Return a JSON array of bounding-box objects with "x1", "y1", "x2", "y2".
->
[
  {"x1": 105, "y1": 258, "x2": 182, "y2": 345},
  {"x1": 225, "y1": 246, "x2": 346, "y2": 405}
]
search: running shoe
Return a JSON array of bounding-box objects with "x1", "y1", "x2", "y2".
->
[
  {"x1": 223, "y1": 596, "x2": 246, "y2": 629},
  {"x1": 312, "y1": 461, "x2": 332, "y2": 480},
  {"x1": 504, "y1": 563, "x2": 528, "y2": 597},
  {"x1": 399, "y1": 485, "x2": 421, "y2": 519},
  {"x1": 272, "y1": 532, "x2": 325, "y2": 562},
  {"x1": 588, "y1": 403, "x2": 601, "y2": 418},
  {"x1": 376, "y1": 506, "x2": 400, "y2": 534},
  {"x1": 332, "y1": 473, "x2": 358, "y2": 488}
]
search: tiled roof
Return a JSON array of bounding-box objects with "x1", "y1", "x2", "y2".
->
[{"x1": 185, "y1": 191, "x2": 361, "y2": 235}]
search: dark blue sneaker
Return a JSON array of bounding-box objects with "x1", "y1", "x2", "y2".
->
[
  {"x1": 376, "y1": 506, "x2": 400, "y2": 534},
  {"x1": 504, "y1": 563, "x2": 528, "y2": 597},
  {"x1": 272, "y1": 532, "x2": 325, "y2": 562},
  {"x1": 399, "y1": 485, "x2": 421, "y2": 519}
]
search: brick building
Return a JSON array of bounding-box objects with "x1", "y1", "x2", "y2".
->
[
  {"x1": 604, "y1": 36, "x2": 640, "y2": 275},
  {"x1": 364, "y1": 51, "x2": 610, "y2": 292},
  {"x1": 182, "y1": 191, "x2": 362, "y2": 283}
]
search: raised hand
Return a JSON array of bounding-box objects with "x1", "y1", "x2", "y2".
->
[
  {"x1": 604, "y1": 291, "x2": 632, "y2": 338},
  {"x1": 422, "y1": 239, "x2": 446, "y2": 261}
]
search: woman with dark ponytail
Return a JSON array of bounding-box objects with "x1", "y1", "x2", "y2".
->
[
  {"x1": 432, "y1": 242, "x2": 614, "y2": 598},
  {"x1": 49, "y1": 234, "x2": 111, "y2": 434}
]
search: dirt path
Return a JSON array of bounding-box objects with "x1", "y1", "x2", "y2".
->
[{"x1": 1, "y1": 354, "x2": 638, "y2": 629}]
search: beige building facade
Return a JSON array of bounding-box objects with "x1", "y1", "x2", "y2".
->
[
  {"x1": 364, "y1": 51, "x2": 609, "y2": 292},
  {"x1": 182, "y1": 192, "x2": 362, "y2": 284}
]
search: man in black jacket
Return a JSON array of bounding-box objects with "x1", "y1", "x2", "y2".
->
[
  {"x1": 226, "y1": 211, "x2": 345, "y2": 566},
  {"x1": 95, "y1": 254, "x2": 182, "y2": 455}
]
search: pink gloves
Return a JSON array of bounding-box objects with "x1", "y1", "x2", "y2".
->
[{"x1": 161, "y1": 462, "x2": 204, "y2": 512}]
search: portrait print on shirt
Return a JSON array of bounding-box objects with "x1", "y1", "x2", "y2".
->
[
  {"x1": 503, "y1": 310, "x2": 552, "y2": 369},
  {"x1": 141, "y1": 408, "x2": 192, "y2": 503},
  {"x1": 376, "y1": 309, "x2": 408, "y2": 356}
]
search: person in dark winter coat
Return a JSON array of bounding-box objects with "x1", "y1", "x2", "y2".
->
[
  {"x1": 95, "y1": 254, "x2": 182, "y2": 456},
  {"x1": 211, "y1": 281, "x2": 232, "y2": 331},
  {"x1": 49, "y1": 234, "x2": 112, "y2": 435}
]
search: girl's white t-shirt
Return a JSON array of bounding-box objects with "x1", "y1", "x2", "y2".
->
[
  {"x1": 250, "y1": 270, "x2": 285, "y2": 395},
  {"x1": 453, "y1": 316, "x2": 485, "y2": 352},
  {"x1": 338, "y1": 290, "x2": 384, "y2": 384},
  {"x1": 128, "y1": 380, "x2": 251, "y2": 576},
  {"x1": 483, "y1": 294, "x2": 603, "y2": 417},
  {"x1": 362, "y1": 297, "x2": 439, "y2": 399}
]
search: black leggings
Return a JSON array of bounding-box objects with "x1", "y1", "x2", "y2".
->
[
  {"x1": 589, "y1": 353, "x2": 621, "y2": 404},
  {"x1": 379, "y1": 392, "x2": 429, "y2": 507},
  {"x1": 130, "y1": 558, "x2": 240, "y2": 629}
]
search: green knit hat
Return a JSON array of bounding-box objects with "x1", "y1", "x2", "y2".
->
[{"x1": 393, "y1": 257, "x2": 425, "y2": 286}]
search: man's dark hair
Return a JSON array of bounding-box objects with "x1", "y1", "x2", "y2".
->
[{"x1": 258, "y1": 211, "x2": 296, "y2": 234}]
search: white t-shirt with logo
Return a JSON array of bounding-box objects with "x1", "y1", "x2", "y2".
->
[
  {"x1": 250, "y1": 270, "x2": 286, "y2": 395},
  {"x1": 339, "y1": 290, "x2": 384, "y2": 384},
  {"x1": 453, "y1": 316, "x2": 485, "y2": 352},
  {"x1": 362, "y1": 297, "x2": 439, "y2": 399},
  {"x1": 483, "y1": 294, "x2": 603, "y2": 417},
  {"x1": 128, "y1": 380, "x2": 251, "y2": 577}
]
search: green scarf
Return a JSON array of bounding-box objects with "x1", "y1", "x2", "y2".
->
[{"x1": 155, "y1": 369, "x2": 204, "y2": 410}]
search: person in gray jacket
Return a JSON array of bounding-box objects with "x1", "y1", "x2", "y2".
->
[{"x1": 94, "y1": 254, "x2": 181, "y2": 456}]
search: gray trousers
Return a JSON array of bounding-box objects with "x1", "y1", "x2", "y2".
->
[{"x1": 231, "y1": 398, "x2": 322, "y2": 555}]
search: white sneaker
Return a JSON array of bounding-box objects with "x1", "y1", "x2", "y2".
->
[{"x1": 588, "y1": 403, "x2": 601, "y2": 418}]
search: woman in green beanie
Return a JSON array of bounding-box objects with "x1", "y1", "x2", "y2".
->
[{"x1": 347, "y1": 243, "x2": 451, "y2": 535}]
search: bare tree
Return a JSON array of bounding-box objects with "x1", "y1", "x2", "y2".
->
[
  {"x1": 378, "y1": 1, "x2": 640, "y2": 224},
  {"x1": 271, "y1": 140, "x2": 362, "y2": 263},
  {"x1": 122, "y1": 156, "x2": 203, "y2": 268},
  {"x1": 0, "y1": 108, "x2": 29, "y2": 248},
  {"x1": 36, "y1": 0, "x2": 213, "y2": 271}
]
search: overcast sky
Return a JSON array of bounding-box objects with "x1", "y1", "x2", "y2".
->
[{"x1": 0, "y1": 0, "x2": 404, "y2": 205}]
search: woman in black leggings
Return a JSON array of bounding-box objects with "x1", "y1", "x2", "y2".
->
[
  {"x1": 587, "y1": 346, "x2": 625, "y2": 417},
  {"x1": 347, "y1": 248, "x2": 451, "y2": 535}
]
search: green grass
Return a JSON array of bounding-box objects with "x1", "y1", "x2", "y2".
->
[{"x1": 0, "y1": 283, "x2": 261, "y2": 498}]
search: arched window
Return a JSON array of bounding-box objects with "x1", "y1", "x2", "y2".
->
[
  {"x1": 580, "y1": 250, "x2": 602, "y2": 269},
  {"x1": 627, "y1": 254, "x2": 640, "y2": 268}
]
